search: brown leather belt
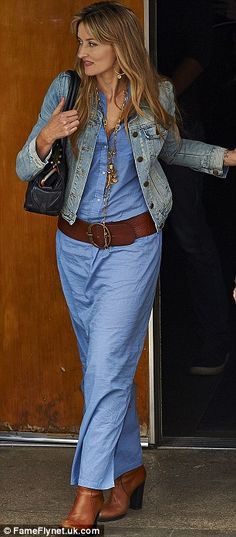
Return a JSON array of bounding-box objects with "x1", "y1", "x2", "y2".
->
[{"x1": 58, "y1": 211, "x2": 157, "y2": 248}]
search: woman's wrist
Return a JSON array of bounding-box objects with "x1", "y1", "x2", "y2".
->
[
  {"x1": 36, "y1": 129, "x2": 54, "y2": 161},
  {"x1": 223, "y1": 149, "x2": 236, "y2": 166}
]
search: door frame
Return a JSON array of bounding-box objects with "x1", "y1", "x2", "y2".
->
[{"x1": 0, "y1": 0, "x2": 158, "y2": 448}]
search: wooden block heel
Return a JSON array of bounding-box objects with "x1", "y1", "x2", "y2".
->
[
  {"x1": 93, "y1": 513, "x2": 99, "y2": 528},
  {"x1": 129, "y1": 480, "x2": 145, "y2": 510},
  {"x1": 97, "y1": 465, "x2": 146, "y2": 521}
]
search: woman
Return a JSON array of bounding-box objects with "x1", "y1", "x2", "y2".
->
[{"x1": 16, "y1": 0, "x2": 236, "y2": 530}]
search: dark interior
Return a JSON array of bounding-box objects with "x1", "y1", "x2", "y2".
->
[{"x1": 152, "y1": 0, "x2": 236, "y2": 441}]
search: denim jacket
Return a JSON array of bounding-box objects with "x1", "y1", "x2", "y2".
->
[{"x1": 16, "y1": 71, "x2": 228, "y2": 230}]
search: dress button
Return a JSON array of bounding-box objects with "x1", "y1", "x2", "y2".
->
[
  {"x1": 137, "y1": 156, "x2": 143, "y2": 162},
  {"x1": 132, "y1": 131, "x2": 138, "y2": 137},
  {"x1": 143, "y1": 180, "x2": 149, "y2": 187},
  {"x1": 149, "y1": 202, "x2": 154, "y2": 209},
  {"x1": 213, "y1": 169, "x2": 219, "y2": 175}
]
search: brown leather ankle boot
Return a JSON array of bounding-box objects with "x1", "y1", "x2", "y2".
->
[
  {"x1": 61, "y1": 486, "x2": 104, "y2": 529},
  {"x1": 97, "y1": 464, "x2": 146, "y2": 522}
]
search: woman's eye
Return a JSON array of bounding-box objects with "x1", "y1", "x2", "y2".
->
[{"x1": 77, "y1": 40, "x2": 97, "y2": 47}]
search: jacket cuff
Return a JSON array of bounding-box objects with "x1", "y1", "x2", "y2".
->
[
  {"x1": 29, "y1": 137, "x2": 52, "y2": 169},
  {"x1": 208, "y1": 146, "x2": 229, "y2": 178}
]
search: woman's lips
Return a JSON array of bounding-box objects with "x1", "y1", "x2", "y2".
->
[{"x1": 84, "y1": 61, "x2": 94, "y2": 66}]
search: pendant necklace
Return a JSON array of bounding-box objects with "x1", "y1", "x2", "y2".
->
[{"x1": 96, "y1": 86, "x2": 129, "y2": 227}]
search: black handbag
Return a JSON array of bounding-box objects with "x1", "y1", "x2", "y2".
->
[{"x1": 24, "y1": 70, "x2": 80, "y2": 216}]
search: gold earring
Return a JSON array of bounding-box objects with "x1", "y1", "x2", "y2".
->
[{"x1": 114, "y1": 68, "x2": 125, "y2": 79}]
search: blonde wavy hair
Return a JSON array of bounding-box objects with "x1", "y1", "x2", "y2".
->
[{"x1": 70, "y1": 0, "x2": 178, "y2": 154}]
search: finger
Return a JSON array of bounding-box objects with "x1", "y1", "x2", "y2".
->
[
  {"x1": 60, "y1": 116, "x2": 80, "y2": 129},
  {"x1": 61, "y1": 109, "x2": 79, "y2": 119},
  {"x1": 61, "y1": 125, "x2": 80, "y2": 138},
  {"x1": 66, "y1": 121, "x2": 79, "y2": 134},
  {"x1": 62, "y1": 125, "x2": 79, "y2": 138},
  {"x1": 66, "y1": 118, "x2": 80, "y2": 128},
  {"x1": 52, "y1": 96, "x2": 65, "y2": 116},
  {"x1": 61, "y1": 117, "x2": 80, "y2": 128},
  {"x1": 69, "y1": 125, "x2": 79, "y2": 134},
  {"x1": 60, "y1": 118, "x2": 79, "y2": 135}
]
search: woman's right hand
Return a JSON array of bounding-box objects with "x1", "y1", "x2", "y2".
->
[{"x1": 36, "y1": 97, "x2": 80, "y2": 161}]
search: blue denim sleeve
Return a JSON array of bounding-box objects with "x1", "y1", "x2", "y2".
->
[
  {"x1": 16, "y1": 71, "x2": 70, "y2": 181},
  {"x1": 159, "y1": 81, "x2": 229, "y2": 179}
]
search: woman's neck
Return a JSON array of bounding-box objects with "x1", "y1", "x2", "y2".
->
[{"x1": 96, "y1": 74, "x2": 128, "y2": 102}]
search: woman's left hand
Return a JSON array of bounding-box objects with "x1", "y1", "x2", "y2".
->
[
  {"x1": 223, "y1": 148, "x2": 236, "y2": 166},
  {"x1": 233, "y1": 287, "x2": 236, "y2": 302}
]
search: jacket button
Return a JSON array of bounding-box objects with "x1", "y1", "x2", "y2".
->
[
  {"x1": 132, "y1": 131, "x2": 138, "y2": 137},
  {"x1": 137, "y1": 156, "x2": 143, "y2": 162},
  {"x1": 213, "y1": 169, "x2": 219, "y2": 175},
  {"x1": 143, "y1": 180, "x2": 149, "y2": 187},
  {"x1": 149, "y1": 202, "x2": 154, "y2": 209}
]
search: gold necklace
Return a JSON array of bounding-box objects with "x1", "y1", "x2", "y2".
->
[{"x1": 96, "y1": 87, "x2": 128, "y2": 226}]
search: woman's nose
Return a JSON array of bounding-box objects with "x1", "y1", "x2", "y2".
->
[{"x1": 77, "y1": 44, "x2": 87, "y2": 59}]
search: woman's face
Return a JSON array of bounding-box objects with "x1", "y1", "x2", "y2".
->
[{"x1": 77, "y1": 22, "x2": 117, "y2": 77}]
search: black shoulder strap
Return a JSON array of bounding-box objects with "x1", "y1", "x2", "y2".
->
[{"x1": 63, "y1": 70, "x2": 81, "y2": 111}]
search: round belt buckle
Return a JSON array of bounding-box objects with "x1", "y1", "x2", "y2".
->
[{"x1": 87, "y1": 222, "x2": 112, "y2": 248}]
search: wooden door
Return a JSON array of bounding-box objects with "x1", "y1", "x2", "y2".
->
[{"x1": 0, "y1": 0, "x2": 149, "y2": 437}]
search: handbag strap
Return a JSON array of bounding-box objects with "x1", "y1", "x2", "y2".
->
[
  {"x1": 63, "y1": 69, "x2": 81, "y2": 112},
  {"x1": 52, "y1": 70, "x2": 80, "y2": 157}
]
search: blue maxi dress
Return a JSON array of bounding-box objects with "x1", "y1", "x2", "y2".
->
[{"x1": 56, "y1": 88, "x2": 162, "y2": 489}]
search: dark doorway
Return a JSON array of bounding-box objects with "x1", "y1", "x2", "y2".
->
[{"x1": 151, "y1": 0, "x2": 236, "y2": 443}]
